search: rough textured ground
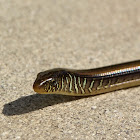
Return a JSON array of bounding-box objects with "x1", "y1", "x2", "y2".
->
[{"x1": 0, "y1": 0, "x2": 140, "y2": 140}]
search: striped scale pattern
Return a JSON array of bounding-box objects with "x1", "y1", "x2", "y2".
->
[{"x1": 54, "y1": 70, "x2": 140, "y2": 95}]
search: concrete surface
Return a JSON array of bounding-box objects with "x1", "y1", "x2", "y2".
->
[{"x1": 0, "y1": 0, "x2": 140, "y2": 140}]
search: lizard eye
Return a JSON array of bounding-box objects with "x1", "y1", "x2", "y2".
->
[{"x1": 51, "y1": 81, "x2": 57, "y2": 86}]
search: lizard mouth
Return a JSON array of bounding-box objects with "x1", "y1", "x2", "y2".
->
[{"x1": 33, "y1": 78, "x2": 46, "y2": 94}]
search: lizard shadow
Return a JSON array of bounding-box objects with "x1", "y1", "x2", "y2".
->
[{"x1": 2, "y1": 94, "x2": 86, "y2": 116}]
